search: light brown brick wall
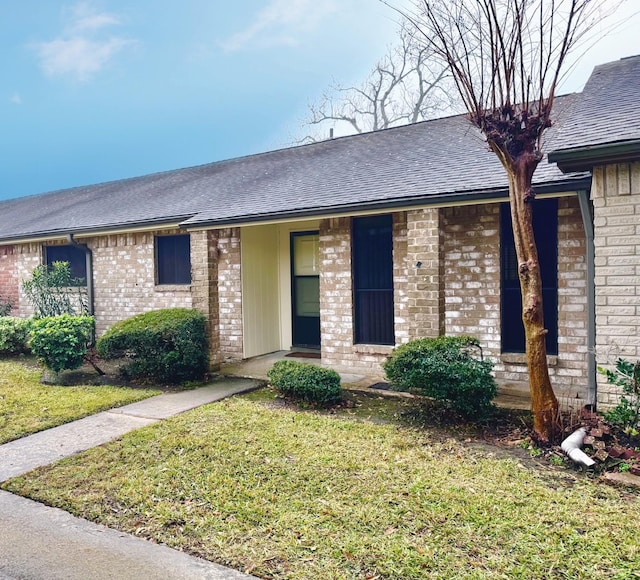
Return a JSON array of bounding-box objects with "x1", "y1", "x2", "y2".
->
[
  {"x1": 0, "y1": 246, "x2": 18, "y2": 313},
  {"x1": 89, "y1": 229, "x2": 193, "y2": 336},
  {"x1": 190, "y1": 230, "x2": 221, "y2": 367},
  {"x1": 443, "y1": 204, "x2": 501, "y2": 355},
  {"x1": 7, "y1": 228, "x2": 242, "y2": 368},
  {"x1": 15, "y1": 243, "x2": 43, "y2": 318},
  {"x1": 592, "y1": 162, "x2": 640, "y2": 407},
  {"x1": 217, "y1": 227, "x2": 243, "y2": 361},
  {"x1": 405, "y1": 208, "x2": 444, "y2": 339},
  {"x1": 442, "y1": 199, "x2": 588, "y2": 400},
  {"x1": 319, "y1": 214, "x2": 409, "y2": 375}
]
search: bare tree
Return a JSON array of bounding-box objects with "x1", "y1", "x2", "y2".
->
[
  {"x1": 393, "y1": 0, "x2": 619, "y2": 443},
  {"x1": 299, "y1": 22, "x2": 457, "y2": 142}
]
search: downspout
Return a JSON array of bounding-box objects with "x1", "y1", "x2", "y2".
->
[
  {"x1": 577, "y1": 190, "x2": 597, "y2": 409},
  {"x1": 66, "y1": 234, "x2": 94, "y2": 317}
]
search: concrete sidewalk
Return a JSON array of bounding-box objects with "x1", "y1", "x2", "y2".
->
[{"x1": 0, "y1": 377, "x2": 263, "y2": 579}]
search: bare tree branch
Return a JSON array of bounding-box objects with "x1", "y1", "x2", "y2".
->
[{"x1": 297, "y1": 19, "x2": 459, "y2": 143}]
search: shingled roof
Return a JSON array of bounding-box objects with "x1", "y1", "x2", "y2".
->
[
  {"x1": 0, "y1": 86, "x2": 600, "y2": 243},
  {"x1": 549, "y1": 54, "x2": 640, "y2": 171}
]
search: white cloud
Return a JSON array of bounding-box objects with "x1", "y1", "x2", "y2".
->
[
  {"x1": 10, "y1": 93, "x2": 23, "y2": 105},
  {"x1": 221, "y1": 0, "x2": 339, "y2": 52},
  {"x1": 31, "y1": 1, "x2": 135, "y2": 81}
]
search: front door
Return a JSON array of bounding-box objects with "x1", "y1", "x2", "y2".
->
[{"x1": 291, "y1": 232, "x2": 321, "y2": 348}]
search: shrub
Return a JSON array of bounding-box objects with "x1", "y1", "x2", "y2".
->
[
  {"x1": 22, "y1": 261, "x2": 88, "y2": 318},
  {"x1": 383, "y1": 336, "x2": 497, "y2": 418},
  {"x1": 0, "y1": 317, "x2": 31, "y2": 355},
  {"x1": 267, "y1": 359, "x2": 342, "y2": 406},
  {"x1": 0, "y1": 296, "x2": 13, "y2": 317},
  {"x1": 599, "y1": 358, "x2": 640, "y2": 435},
  {"x1": 29, "y1": 315, "x2": 94, "y2": 374},
  {"x1": 96, "y1": 308, "x2": 208, "y2": 384}
]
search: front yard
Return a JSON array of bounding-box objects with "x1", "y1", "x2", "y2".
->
[
  {"x1": 0, "y1": 358, "x2": 160, "y2": 444},
  {"x1": 3, "y1": 387, "x2": 638, "y2": 579}
]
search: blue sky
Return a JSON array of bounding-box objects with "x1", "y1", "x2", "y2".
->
[{"x1": 1, "y1": 1, "x2": 639, "y2": 201}]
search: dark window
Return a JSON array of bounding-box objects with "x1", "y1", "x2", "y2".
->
[
  {"x1": 45, "y1": 245, "x2": 87, "y2": 285},
  {"x1": 353, "y1": 215, "x2": 394, "y2": 345},
  {"x1": 156, "y1": 234, "x2": 191, "y2": 285},
  {"x1": 500, "y1": 199, "x2": 558, "y2": 355}
]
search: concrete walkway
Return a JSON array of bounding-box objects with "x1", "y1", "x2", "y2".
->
[{"x1": 0, "y1": 377, "x2": 263, "y2": 579}]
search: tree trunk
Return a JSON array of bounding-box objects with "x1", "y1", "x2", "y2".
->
[{"x1": 508, "y1": 157, "x2": 559, "y2": 444}]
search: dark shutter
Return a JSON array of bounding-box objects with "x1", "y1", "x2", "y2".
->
[
  {"x1": 353, "y1": 215, "x2": 394, "y2": 345},
  {"x1": 500, "y1": 199, "x2": 558, "y2": 355}
]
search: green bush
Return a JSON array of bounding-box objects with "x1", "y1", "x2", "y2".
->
[
  {"x1": 599, "y1": 358, "x2": 640, "y2": 435},
  {"x1": 96, "y1": 308, "x2": 208, "y2": 384},
  {"x1": 0, "y1": 296, "x2": 13, "y2": 317},
  {"x1": 383, "y1": 336, "x2": 497, "y2": 418},
  {"x1": 29, "y1": 315, "x2": 94, "y2": 374},
  {"x1": 0, "y1": 317, "x2": 31, "y2": 355},
  {"x1": 267, "y1": 360, "x2": 342, "y2": 406}
]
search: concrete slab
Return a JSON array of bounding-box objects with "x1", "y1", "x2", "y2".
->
[{"x1": 0, "y1": 491, "x2": 255, "y2": 580}]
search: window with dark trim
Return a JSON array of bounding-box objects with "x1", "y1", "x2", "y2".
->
[
  {"x1": 156, "y1": 234, "x2": 191, "y2": 285},
  {"x1": 500, "y1": 199, "x2": 558, "y2": 355},
  {"x1": 45, "y1": 245, "x2": 87, "y2": 285},
  {"x1": 352, "y1": 215, "x2": 395, "y2": 345}
]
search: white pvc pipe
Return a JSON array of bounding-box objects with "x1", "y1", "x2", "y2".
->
[{"x1": 561, "y1": 427, "x2": 596, "y2": 467}]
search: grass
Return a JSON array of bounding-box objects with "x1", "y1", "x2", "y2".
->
[
  {"x1": 3, "y1": 388, "x2": 640, "y2": 579},
  {"x1": 0, "y1": 358, "x2": 160, "y2": 444}
]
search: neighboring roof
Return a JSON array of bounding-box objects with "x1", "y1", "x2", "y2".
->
[
  {"x1": 549, "y1": 55, "x2": 640, "y2": 171},
  {"x1": 0, "y1": 95, "x2": 588, "y2": 243}
]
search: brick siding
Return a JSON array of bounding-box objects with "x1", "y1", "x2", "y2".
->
[
  {"x1": 592, "y1": 162, "x2": 640, "y2": 407},
  {"x1": 442, "y1": 199, "x2": 588, "y2": 400},
  {"x1": 0, "y1": 245, "x2": 18, "y2": 313},
  {"x1": 216, "y1": 227, "x2": 243, "y2": 361}
]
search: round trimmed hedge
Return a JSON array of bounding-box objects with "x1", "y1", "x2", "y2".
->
[
  {"x1": 267, "y1": 359, "x2": 342, "y2": 406},
  {"x1": 96, "y1": 308, "x2": 208, "y2": 384},
  {"x1": 383, "y1": 335, "x2": 497, "y2": 418}
]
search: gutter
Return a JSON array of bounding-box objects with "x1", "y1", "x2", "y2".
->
[
  {"x1": 577, "y1": 189, "x2": 597, "y2": 408},
  {"x1": 66, "y1": 234, "x2": 94, "y2": 317},
  {"x1": 549, "y1": 140, "x2": 640, "y2": 172}
]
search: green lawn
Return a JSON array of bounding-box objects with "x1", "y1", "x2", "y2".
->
[
  {"x1": 0, "y1": 359, "x2": 160, "y2": 444},
  {"x1": 3, "y1": 388, "x2": 639, "y2": 579}
]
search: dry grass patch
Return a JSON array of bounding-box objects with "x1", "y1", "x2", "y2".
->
[
  {"x1": 0, "y1": 358, "x2": 160, "y2": 444},
  {"x1": 4, "y1": 389, "x2": 639, "y2": 579}
]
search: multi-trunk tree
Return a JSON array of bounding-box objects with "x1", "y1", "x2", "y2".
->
[{"x1": 394, "y1": 0, "x2": 620, "y2": 442}]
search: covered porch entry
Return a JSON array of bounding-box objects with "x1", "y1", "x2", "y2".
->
[{"x1": 240, "y1": 221, "x2": 321, "y2": 360}]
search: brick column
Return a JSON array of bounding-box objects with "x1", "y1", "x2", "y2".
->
[
  {"x1": 592, "y1": 162, "x2": 640, "y2": 408},
  {"x1": 319, "y1": 217, "x2": 353, "y2": 367},
  {"x1": 406, "y1": 208, "x2": 444, "y2": 339},
  {"x1": 0, "y1": 246, "x2": 18, "y2": 313},
  {"x1": 217, "y1": 228, "x2": 243, "y2": 361},
  {"x1": 190, "y1": 230, "x2": 221, "y2": 368}
]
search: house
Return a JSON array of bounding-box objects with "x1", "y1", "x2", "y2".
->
[{"x1": 1, "y1": 55, "x2": 639, "y2": 408}]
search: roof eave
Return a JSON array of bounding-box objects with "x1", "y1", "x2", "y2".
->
[
  {"x1": 182, "y1": 176, "x2": 591, "y2": 229},
  {"x1": 549, "y1": 140, "x2": 640, "y2": 173},
  {"x1": 0, "y1": 215, "x2": 195, "y2": 245}
]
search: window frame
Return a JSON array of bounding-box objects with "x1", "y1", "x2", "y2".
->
[
  {"x1": 44, "y1": 244, "x2": 88, "y2": 286},
  {"x1": 155, "y1": 234, "x2": 192, "y2": 286}
]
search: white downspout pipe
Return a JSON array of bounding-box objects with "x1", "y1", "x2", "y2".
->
[{"x1": 561, "y1": 427, "x2": 595, "y2": 467}]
